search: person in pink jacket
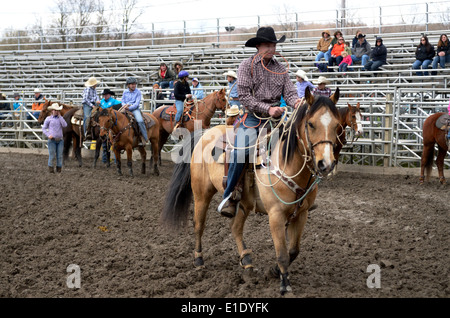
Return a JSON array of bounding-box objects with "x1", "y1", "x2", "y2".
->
[{"x1": 338, "y1": 51, "x2": 353, "y2": 73}]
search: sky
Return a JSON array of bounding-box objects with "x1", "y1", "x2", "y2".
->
[{"x1": 0, "y1": 0, "x2": 439, "y2": 34}]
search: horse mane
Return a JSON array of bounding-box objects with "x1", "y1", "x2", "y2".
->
[{"x1": 281, "y1": 96, "x2": 339, "y2": 163}]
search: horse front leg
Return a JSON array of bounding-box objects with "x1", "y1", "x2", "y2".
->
[
  {"x1": 114, "y1": 146, "x2": 122, "y2": 176},
  {"x1": 268, "y1": 210, "x2": 292, "y2": 295},
  {"x1": 93, "y1": 139, "x2": 101, "y2": 168},
  {"x1": 138, "y1": 146, "x2": 146, "y2": 175},
  {"x1": 150, "y1": 136, "x2": 160, "y2": 176},
  {"x1": 126, "y1": 145, "x2": 133, "y2": 177}
]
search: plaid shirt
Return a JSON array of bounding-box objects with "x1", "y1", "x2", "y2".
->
[
  {"x1": 237, "y1": 53, "x2": 297, "y2": 115},
  {"x1": 82, "y1": 87, "x2": 99, "y2": 107},
  {"x1": 312, "y1": 87, "x2": 332, "y2": 97}
]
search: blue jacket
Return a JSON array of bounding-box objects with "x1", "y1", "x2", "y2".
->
[
  {"x1": 228, "y1": 79, "x2": 238, "y2": 98},
  {"x1": 190, "y1": 83, "x2": 205, "y2": 99},
  {"x1": 100, "y1": 97, "x2": 121, "y2": 109}
]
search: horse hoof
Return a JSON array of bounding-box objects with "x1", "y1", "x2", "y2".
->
[
  {"x1": 268, "y1": 265, "x2": 280, "y2": 279},
  {"x1": 280, "y1": 285, "x2": 293, "y2": 296},
  {"x1": 193, "y1": 251, "x2": 204, "y2": 268}
]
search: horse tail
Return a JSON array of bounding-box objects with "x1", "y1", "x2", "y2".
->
[
  {"x1": 160, "y1": 132, "x2": 198, "y2": 231},
  {"x1": 423, "y1": 145, "x2": 435, "y2": 181}
]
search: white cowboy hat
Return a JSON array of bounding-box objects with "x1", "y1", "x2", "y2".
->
[
  {"x1": 34, "y1": 88, "x2": 42, "y2": 93},
  {"x1": 48, "y1": 103, "x2": 63, "y2": 111},
  {"x1": 295, "y1": 70, "x2": 308, "y2": 81},
  {"x1": 226, "y1": 105, "x2": 241, "y2": 117},
  {"x1": 84, "y1": 77, "x2": 99, "y2": 87},
  {"x1": 315, "y1": 76, "x2": 330, "y2": 85},
  {"x1": 223, "y1": 70, "x2": 237, "y2": 79}
]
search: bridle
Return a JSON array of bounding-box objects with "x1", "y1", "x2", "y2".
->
[
  {"x1": 346, "y1": 108, "x2": 362, "y2": 146},
  {"x1": 302, "y1": 106, "x2": 337, "y2": 178}
]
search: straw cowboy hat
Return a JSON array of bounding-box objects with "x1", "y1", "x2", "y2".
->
[
  {"x1": 34, "y1": 88, "x2": 42, "y2": 93},
  {"x1": 245, "y1": 26, "x2": 286, "y2": 47},
  {"x1": 226, "y1": 105, "x2": 242, "y2": 117},
  {"x1": 315, "y1": 76, "x2": 330, "y2": 85},
  {"x1": 295, "y1": 70, "x2": 309, "y2": 81},
  {"x1": 48, "y1": 102, "x2": 63, "y2": 111},
  {"x1": 223, "y1": 70, "x2": 237, "y2": 79},
  {"x1": 85, "y1": 77, "x2": 99, "y2": 87}
]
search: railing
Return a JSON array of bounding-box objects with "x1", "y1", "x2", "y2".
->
[
  {"x1": 1, "y1": 88, "x2": 449, "y2": 170},
  {"x1": 1, "y1": 1, "x2": 449, "y2": 53}
]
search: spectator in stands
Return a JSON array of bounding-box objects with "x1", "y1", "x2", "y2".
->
[
  {"x1": 173, "y1": 70, "x2": 192, "y2": 128},
  {"x1": 190, "y1": 77, "x2": 205, "y2": 99},
  {"x1": 171, "y1": 61, "x2": 184, "y2": 89},
  {"x1": 412, "y1": 35, "x2": 435, "y2": 76},
  {"x1": 351, "y1": 33, "x2": 371, "y2": 67},
  {"x1": 295, "y1": 69, "x2": 315, "y2": 98},
  {"x1": 447, "y1": 98, "x2": 450, "y2": 141},
  {"x1": 153, "y1": 84, "x2": 166, "y2": 108},
  {"x1": 29, "y1": 88, "x2": 45, "y2": 122},
  {"x1": 315, "y1": 30, "x2": 332, "y2": 72},
  {"x1": 82, "y1": 77, "x2": 100, "y2": 138},
  {"x1": 155, "y1": 62, "x2": 176, "y2": 89},
  {"x1": 328, "y1": 36, "x2": 346, "y2": 71},
  {"x1": 312, "y1": 76, "x2": 331, "y2": 97},
  {"x1": 12, "y1": 93, "x2": 22, "y2": 123},
  {"x1": 224, "y1": 70, "x2": 240, "y2": 107},
  {"x1": 325, "y1": 31, "x2": 343, "y2": 71},
  {"x1": 364, "y1": 37, "x2": 387, "y2": 72},
  {"x1": 122, "y1": 77, "x2": 148, "y2": 145},
  {"x1": 431, "y1": 34, "x2": 450, "y2": 75},
  {"x1": 352, "y1": 30, "x2": 363, "y2": 48},
  {"x1": 225, "y1": 104, "x2": 242, "y2": 126},
  {"x1": 338, "y1": 51, "x2": 352, "y2": 74},
  {"x1": 169, "y1": 80, "x2": 178, "y2": 100},
  {"x1": 42, "y1": 103, "x2": 67, "y2": 173},
  {"x1": 0, "y1": 93, "x2": 8, "y2": 121}
]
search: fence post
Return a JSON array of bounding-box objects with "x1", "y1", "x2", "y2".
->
[
  {"x1": 425, "y1": 3, "x2": 429, "y2": 32},
  {"x1": 183, "y1": 20, "x2": 186, "y2": 44},
  {"x1": 217, "y1": 18, "x2": 220, "y2": 43},
  {"x1": 384, "y1": 93, "x2": 393, "y2": 167}
]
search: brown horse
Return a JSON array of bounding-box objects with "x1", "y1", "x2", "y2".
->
[
  {"x1": 151, "y1": 88, "x2": 228, "y2": 164},
  {"x1": 37, "y1": 99, "x2": 76, "y2": 125},
  {"x1": 98, "y1": 107, "x2": 160, "y2": 176},
  {"x1": 334, "y1": 102, "x2": 363, "y2": 162},
  {"x1": 419, "y1": 112, "x2": 449, "y2": 184},
  {"x1": 161, "y1": 88, "x2": 341, "y2": 295}
]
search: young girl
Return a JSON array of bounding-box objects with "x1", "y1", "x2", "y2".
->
[
  {"x1": 339, "y1": 51, "x2": 353, "y2": 74},
  {"x1": 42, "y1": 103, "x2": 67, "y2": 173},
  {"x1": 295, "y1": 69, "x2": 315, "y2": 98}
]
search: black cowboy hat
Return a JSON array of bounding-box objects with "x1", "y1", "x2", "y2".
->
[
  {"x1": 102, "y1": 88, "x2": 115, "y2": 96},
  {"x1": 245, "y1": 26, "x2": 286, "y2": 47}
]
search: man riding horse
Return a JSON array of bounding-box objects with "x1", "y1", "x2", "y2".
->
[
  {"x1": 122, "y1": 77, "x2": 148, "y2": 145},
  {"x1": 218, "y1": 26, "x2": 302, "y2": 218}
]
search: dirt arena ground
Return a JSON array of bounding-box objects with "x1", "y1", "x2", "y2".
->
[{"x1": 0, "y1": 152, "x2": 448, "y2": 299}]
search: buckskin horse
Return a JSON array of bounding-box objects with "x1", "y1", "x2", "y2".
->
[
  {"x1": 97, "y1": 107, "x2": 160, "y2": 176},
  {"x1": 419, "y1": 112, "x2": 449, "y2": 184},
  {"x1": 334, "y1": 102, "x2": 363, "y2": 162},
  {"x1": 151, "y1": 88, "x2": 228, "y2": 165},
  {"x1": 161, "y1": 88, "x2": 341, "y2": 295}
]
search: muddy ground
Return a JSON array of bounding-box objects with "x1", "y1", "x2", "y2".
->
[{"x1": 0, "y1": 152, "x2": 448, "y2": 299}]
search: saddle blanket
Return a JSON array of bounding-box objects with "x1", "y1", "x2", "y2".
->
[
  {"x1": 160, "y1": 105, "x2": 190, "y2": 122},
  {"x1": 436, "y1": 113, "x2": 450, "y2": 130}
]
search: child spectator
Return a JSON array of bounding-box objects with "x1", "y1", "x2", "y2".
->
[
  {"x1": 312, "y1": 76, "x2": 332, "y2": 97},
  {"x1": 338, "y1": 51, "x2": 352, "y2": 74},
  {"x1": 295, "y1": 70, "x2": 315, "y2": 98}
]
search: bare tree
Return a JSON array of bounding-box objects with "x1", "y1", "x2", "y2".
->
[{"x1": 117, "y1": 0, "x2": 144, "y2": 43}]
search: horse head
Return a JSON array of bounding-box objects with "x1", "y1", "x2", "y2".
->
[
  {"x1": 347, "y1": 102, "x2": 363, "y2": 136},
  {"x1": 37, "y1": 98, "x2": 52, "y2": 124},
  {"x1": 97, "y1": 107, "x2": 114, "y2": 139},
  {"x1": 286, "y1": 87, "x2": 340, "y2": 177},
  {"x1": 213, "y1": 88, "x2": 228, "y2": 112}
]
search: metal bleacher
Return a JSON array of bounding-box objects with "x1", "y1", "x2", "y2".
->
[{"x1": 1, "y1": 5, "x2": 449, "y2": 169}]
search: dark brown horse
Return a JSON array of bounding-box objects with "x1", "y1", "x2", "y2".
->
[
  {"x1": 420, "y1": 112, "x2": 449, "y2": 184},
  {"x1": 151, "y1": 88, "x2": 228, "y2": 164},
  {"x1": 334, "y1": 102, "x2": 363, "y2": 162},
  {"x1": 98, "y1": 108, "x2": 160, "y2": 176}
]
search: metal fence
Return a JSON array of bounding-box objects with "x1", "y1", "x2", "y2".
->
[
  {"x1": 1, "y1": 1, "x2": 450, "y2": 52},
  {"x1": 1, "y1": 87, "x2": 449, "y2": 170}
]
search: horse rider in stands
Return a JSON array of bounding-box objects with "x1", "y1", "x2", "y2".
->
[
  {"x1": 29, "y1": 88, "x2": 45, "y2": 123},
  {"x1": 224, "y1": 70, "x2": 240, "y2": 108},
  {"x1": 217, "y1": 26, "x2": 302, "y2": 218},
  {"x1": 82, "y1": 77, "x2": 100, "y2": 138},
  {"x1": 121, "y1": 77, "x2": 148, "y2": 145},
  {"x1": 173, "y1": 70, "x2": 192, "y2": 129}
]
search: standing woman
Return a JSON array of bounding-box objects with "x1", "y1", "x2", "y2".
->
[
  {"x1": 42, "y1": 103, "x2": 67, "y2": 173},
  {"x1": 412, "y1": 35, "x2": 435, "y2": 76},
  {"x1": 173, "y1": 70, "x2": 192, "y2": 127},
  {"x1": 431, "y1": 34, "x2": 450, "y2": 75}
]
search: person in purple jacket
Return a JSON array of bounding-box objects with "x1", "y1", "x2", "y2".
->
[{"x1": 42, "y1": 103, "x2": 67, "y2": 173}]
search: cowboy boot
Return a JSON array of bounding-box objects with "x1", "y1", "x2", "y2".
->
[
  {"x1": 56, "y1": 166, "x2": 62, "y2": 173},
  {"x1": 217, "y1": 193, "x2": 239, "y2": 218},
  {"x1": 49, "y1": 166, "x2": 54, "y2": 173}
]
